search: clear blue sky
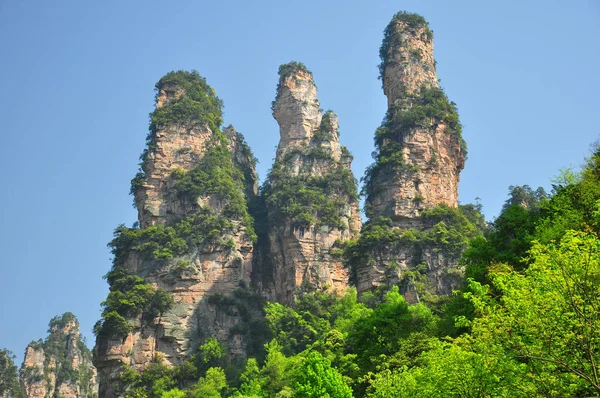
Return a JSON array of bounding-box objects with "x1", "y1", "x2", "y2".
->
[{"x1": 1, "y1": 0, "x2": 598, "y2": 364}]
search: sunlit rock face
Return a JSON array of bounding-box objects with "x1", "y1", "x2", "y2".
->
[
  {"x1": 357, "y1": 13, "x2": 467, "y2": 301},
  {"x1": 267, "y1": 63, "x2": 361, "y2": 304}
]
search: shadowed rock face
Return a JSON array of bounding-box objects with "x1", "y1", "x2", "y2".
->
[
  {"x1": 267, "y1": 64, "x2": 361, "y2": 304},
  {"x1": 20, "y1": 314, "x2": 97, "y2": 398},
  {"x1": 357, "y1": 13, "x2": 468, "y2": 300}
]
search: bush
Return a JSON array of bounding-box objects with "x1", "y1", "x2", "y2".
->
[{"x1": 95, "y1": 269, "x2": 173, "y2": 338}]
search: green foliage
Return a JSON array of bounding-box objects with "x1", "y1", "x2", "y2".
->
[
  {"x1": 264, "y1": 160, "x2": 358, "y2": 230},
  {"x1": 207, "y1": 287, "x2": 271, "y2": 358},
  {"x1": 346, "y1": 287, "x2": 436, "y2": 374},
  {"x1": 47, "y1": 311, "x2": 78, "y2": 332},
  {"x1": 344, "y1": 205, "x2": 482, "y2": 292},
  {"x1": 0, "y1": 349, "x2": 23, "y2": 398},
  {"x1": 467, "y1": 231, "x2": 600, "y2": 396},
  {"x1": 150, "y1": 70, "x2": 223, "y2": 135},
  {"x1": 130, "y1": 170, "x2": 146, "y2": 198},
  {"x1": 366, "y1": 340, "x2": 526, "y2": 397},
  {"x1": 293, "y1": 351, "x2": 353, "y2": 398},
  {"x1": 378, "y1": 11, "x2": 432, "y2": 81},
  {"x1": 95, "y1": 269, "x2": 173, "y2": 338},
  {"x1": 190, "y1": 367, "x2": 227, "y2": 398},
  {"x1": 109, "y1": 208, "x2": 240, "y2": 266},
  {"x1": 173, "y1": 136, "x2": 256, "y2": 240},
  {"x1": 277, "y1": 62, "x2": 310, "y2": 80}
]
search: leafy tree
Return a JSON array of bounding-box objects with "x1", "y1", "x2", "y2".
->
[
  {"x1": 292, "y1": 351, "x2": 353, "y2": 398},
  {"x1": 234, "y1": 358, "x2": 263, "y2": 397},
  {"x1": 468, "y1": 231, "x2": 600, "y2": 396},
  {"x1": 190, "y1": 367, "x2": 227, "y2": 398},
  {"x1": 347, "y1": 286, "x2": 436, "y2": 373},
  {"x1": 161, "y1": 389, "x2": 186, "y2": 398},
  {"x1": 258, "y1": 341, "x2": 297, "y2": 396},
  {"x1": 0, "y1": 349, "x2": 23, "y2": 398},
  {"x1": 367, "y1": 340, "x2": 529, "y2": 397}
]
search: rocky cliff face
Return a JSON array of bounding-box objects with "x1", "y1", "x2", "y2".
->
[
  {"x1": 19, "y1": 313, "x2": 97, "y2": 398},
  {"x1": 354, "y1": 12, "x2": 471, "y2": 301},
  {"x1": 264, "y1": 63, "x2": 361, "y2": 304},
  {"x1": 94, "y1": 71, "x2": 259, "y2": 397}
]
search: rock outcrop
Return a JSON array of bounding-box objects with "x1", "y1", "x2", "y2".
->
[
  {"x1": 353, "y1": 12, "x2": 472, "y2": 301},
  {"x1": 19, "y1": 313, "x2": 97, "y2": 398},
  {"x1": 264, "y1": 63, "x2": 361, "y2": 304},
  {"x1": 94, "y1": 71, "x2": 259, "y2": 397}
]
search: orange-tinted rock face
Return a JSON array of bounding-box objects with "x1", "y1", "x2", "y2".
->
[
  {"x1": 367, "y1": 17, "x2": 465, "y2": 222},
  {"x1": 20, "y1": 315, "x2": 97, "y2": 398},
  {"x1": 267, "y1": 65, "x2": 361, "y2": 304}
]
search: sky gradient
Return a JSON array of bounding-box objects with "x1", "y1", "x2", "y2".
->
[{"x1": 1, "y1": 0, "x2": 599, "y2": 364}]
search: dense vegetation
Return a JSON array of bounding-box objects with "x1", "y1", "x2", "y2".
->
[
  {"x1": 111, "y1": 145, "x2": 600, "y2": 397},
  {"x1": 173, "y1": 133, "x2": 257, "y2": 239},
  {"x1": 264, "y1": 161, "x2": 358, "y2": 230},
  {"x1": 343, "y1": 204, "x2": 485, "y2": 303},
  {"x1": 150, "y1": 70, "x2": 224, "y2": 143},
  {"x1": 0, "y1": 349, "x2": 23, "y2": 398}
]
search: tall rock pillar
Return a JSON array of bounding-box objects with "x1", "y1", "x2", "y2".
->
[
  {"x1": 353, "y1": 13, "x2": 473, "y2": 302},
  {"x1": 265, "y1": 62, "x2": 361, "y2": 304},
  {"x1": 365, "y1": 13, "x2": 465, "y2": 223},
  {"x1": 94, "y1": 71, "x2": 259, "y2": 397}
]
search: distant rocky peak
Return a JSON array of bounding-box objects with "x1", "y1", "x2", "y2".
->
[
  {"x1": 48, "y1": 312, "x2": 79, "y2": 336},
  {"x1": 20, "y1": 313, "x2": 97, "y2": 398}
]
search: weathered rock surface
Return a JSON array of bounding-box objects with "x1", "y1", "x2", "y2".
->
[
  {"x1": 134, "y1": 82, "x2": 214, "y2": 228},
  {"x1": 20, "y1": 313, "x2": 97, "y2": 398},
  {"x1": 367, "y1": 15, "x2": 465, "y2": 222},
  {"x1": 357, "y1": 13, "x2": 468, "y2": 300},
  {"x1": 266, "y1": 64, "x2": 361, "y2": 304},
  {"x1": 94, "y1": 71, "x2": 258, "y2": 397}
]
